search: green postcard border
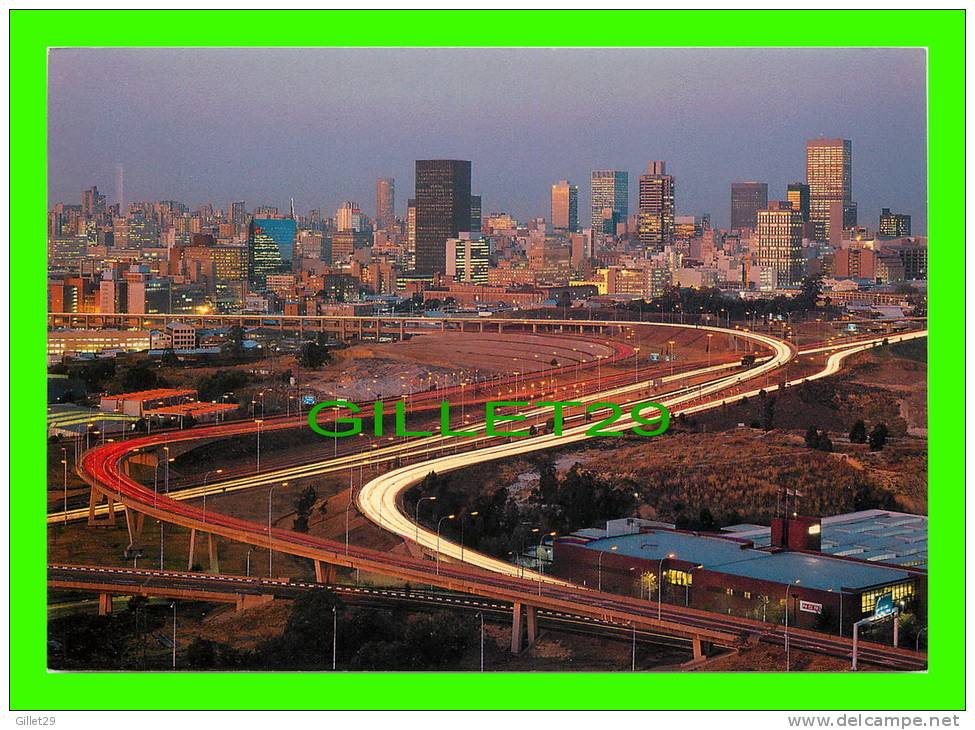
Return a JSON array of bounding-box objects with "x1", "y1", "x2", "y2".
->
[{"x1": 10, "y1": 9, "x2": 965, "y2": 711}]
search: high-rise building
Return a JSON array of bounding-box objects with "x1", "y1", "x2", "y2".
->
[
  {"x1": 230, "y1": 201, "x2": 246, "y2": 226},
  {"x1": 786, "y1": 182, "x2": 811, "y2": 223},
  {"x1": 82, "y1": 186, "x2": 106, "y2": 217},
  {"x1": 879, "y1": 208, "x2": 912, "y2": 237},
  {"x1": 446, "y1": 234, "x2": 490, "y2": 284},
  {"x1": 806, "y1": 138, "x2": 856, "y2": 242},
  {"x1": 247, "y1": 218, "x2": 296, "y2": 290},
  {"x1": 414, "y1": 160, "x2": 472, "y2": 275},
  {"x1": 551, "y1": 179, "x2": 579, "y2": 232},
  {"x1": 470, "y1": 195, "x2": 482, "y2": 235},
  {"x1": 336, "y1": 201, "x2": 362, "y2": 232},
  {"x1": 638, "y1": 161, "x2": 675, "y2": 252},
  {"x1": 406, "y1": 198, "x2": 417, "y2": 271},
  {"x1": 730, "y1": 182, "x2": 768, "y2": 231},
  {"x1": 213, "y1": 245, "x2": 247, "y2": 311},
  {"x1": 756, "y1": 201, "x2": 804, "y2": 286},
  {"x1": 591, "y1": 170, "x2": 628, "y2": 233},
  {"x1": 375, "y1": 178, "x2": 395, "y2": 230}
]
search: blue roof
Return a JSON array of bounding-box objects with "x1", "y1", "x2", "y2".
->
[{"x1": 582, "y1": 528, "x2": 913, "y2": 592}]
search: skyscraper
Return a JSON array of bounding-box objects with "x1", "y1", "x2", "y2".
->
[
  {"x1": 470, "y1": 195, "x2": 482, "y2": 235},
  {"x1": 806, "y1": 138, "x2": 855, "y2": 242},
  {"x1": 376, "y1": 177, "x2": 395, "y2": 230},
  {"x1": 247, "y1": 218, "x2": 296, "y2": 290},
  {"x1": 590, "y1": 170, "x2": 628, "y2": 233},
  {"x1": 757, "y1": 201, "x2": 803, "y2": 286},
  {"x1": 406, "y1": 198, "x2": 417, "y2": 271},
  {"x1": 414, "y1": 160, "x2": 471, "y2": 275},
  {"x1": 879, "y1": 208, "x2": 912, "y2": 237},
  {"x1": 638, "y1": 161, "x2": 675, "y2": 251},
  {"x1": 730, "y1": 181, "x2": 768, "y2": 231},
  {"x1": 786, "y1": 182, "x2": 811, "y2": 223},
  {"x1": 551, "y1": 179, "x2": 579, "y2": 232},
  {"x1": 336, "y1": 201, "x2": 362, "y2": 232},
  {"x1": 230, "y1": 201, "x2": 246, "y2": 226}
]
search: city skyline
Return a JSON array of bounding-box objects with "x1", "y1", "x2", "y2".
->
[{"x1": 48, "y1": 47, "x2": 927, "y2": 232}]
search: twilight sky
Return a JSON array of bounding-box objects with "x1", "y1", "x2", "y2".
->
[{"x1": 48, "y1": 47, "x2": 927, "y2": 232}]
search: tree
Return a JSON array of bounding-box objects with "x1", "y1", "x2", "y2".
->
[
  {"x1": 868, "y1": 423, "x2": 889, "y2": 451},
  {"x1": 227, "y1": 325, "x2": 246, "y2": 358},
  {"x1": 120, "y1": 362, "x2": 167, "y2": 392},
  {"x1": 761, "y1": 394, "x2": 776, "y2": 431},
  {"x1": 293, "y1": 486, "x2": 318, "y2": 532},
  {"x1": 299, "y1": 341, "x2": 331, "y2": 369},
  {"x1": 804, "y1": 425, "x2": 820, "y2": 449},
  {"x1": 849, "y1": 419, "x2": 867, "y2": 444}
]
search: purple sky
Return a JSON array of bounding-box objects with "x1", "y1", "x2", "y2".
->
[{"x1": 48, "y1": 47, "x2": 927, "y2": 232}]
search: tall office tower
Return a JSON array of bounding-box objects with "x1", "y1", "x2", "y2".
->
[
  {"x1": 806, "y1": 138, "x2": 856, "y2": 242},
  {"x1": 590, "y1": 170, "x2": 628, "y2": 233},
  {"x1": 446, "y1": 234, "x2": 491, "y2": 284},
  {"x1": 247, "y1": 218, "x2": 296, "y2": 290},
  {"x1": 470, "y1": 195, "x2": 482, "y2": 235},
  {"x1": 637, "y1": 161, "x2": 675, "y2": 252},
  {"x1": 730, "y1": 181, "x2": 768, "y2": 231},
  {"x1": 786, "y1": 182, "x2": 811, "y2": 223},
  {"x1": 336, "y1": 201, "x2": 362, "y2": 232},
  {"x1": 406, "y1": 198, "x2": 417, "y2": 271},
  {"x1": 230, "y1": 201, "x2": 246, "y2": 225},
  {"x1": 879, "y1": 208, "x2": 912, "y2": 237},
  {"x1": 551, "y1": 179, "x2": 579, "y2": 232},
  {"x1": 213, "y1": 245, "x2": 248, "y2": 312},
  {"x1": 414, "y1": 160, "x2": 471, "y2": 275},
  {"x1": 376, "y1": 177, "x2": 395, "y2": 230},
  {"x1": 82, "y1": 186, "x2": 106, "y2": 217},
  {"x1": 757, "y1": 201, "x2": 804, "y2": 286}
]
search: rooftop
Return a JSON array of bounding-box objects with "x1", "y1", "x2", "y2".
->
[
  {"x1": 724, "y1": 510, "x2": 928, "y2": 569},
  {"x1": 578, "y1": 526, "x2": 914, "y2": 593}
]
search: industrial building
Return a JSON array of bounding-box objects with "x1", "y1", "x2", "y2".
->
[{"x1": 551, "y1": 513, "x2": 926, "y2": 634}]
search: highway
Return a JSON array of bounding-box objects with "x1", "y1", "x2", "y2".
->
[{"x1": 66, "y1": 320, "x2": 927, "y2": 667}]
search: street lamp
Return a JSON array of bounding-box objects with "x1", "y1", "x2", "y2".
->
[
  {"x1": 201, "y1": 468, "x2": 223, "y2": 525},
  {"x1": 785, "y1": 579, "x2": 800, "y2": 671},
  {"x1": 597, "y1": 545, "x2": 618, "y2": 591},
  {"x1": 254, "y1": 419, "x2": 264, "y2": 473},
  {"x1": 267, "y1": 481, "x2": 287, "y2": 577},
  {"x1": 171, "y1": 601, "x2": 177, "y2": 670},
  {"x1": 658, "y1": 553, "x2": 675, "y2": 620},
  {"x1": 459, "y1": 511, "x2": 479, "y2": 563},
  {"x1": 633, "y1": 346, "x2": 641, "y2": 384},
  {"x1": 536, "y1": 531, "x2": 556, "y2": 595},
  {"x1": 435, "y1": 514, "x2": 455, "y2": 575},
  {"x1": 60, "y1": 450, "x2": 68, "y2": 525},
  {"x1": 414, "y1": 495, "x2": 437, "y2": 542},
  {"x1": 706, "y1": 334, "x2": 713, "y2": 368}
]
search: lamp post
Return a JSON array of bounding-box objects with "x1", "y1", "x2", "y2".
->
[
  {"x1": 163, "y1": 446, "x2": 170, "y2": 494},
  {"x1": 435, "y1": 514, "x2": 455, "y2": 575},
  {"x1": 686, "y1": 564, "x2": 704, "y2": 607},
  {"x1": 785, "y1": 579, "x2": 800, "y2": 671},
  {"x1": 459, "y1": 511, "x2": 479, "y2": 563},
  {"x1": 60, "y1": 449, "x2": 68, "y2": 525},
  {"x1": 254, "y1": 419, "x2": 264, "y2": 473},
  {"x1": 414, "y1": 495, "x2": 436, "y2": 543},
  {"x1": 267, "y1": 481, "x2": 287, "y2": 577},
  {"x1": 658, "y1": 553, "x2": 675, "y2": 620},
  {"x1": 536, "y1": 531, "x2": 556, "y2": 595},
  {"x1": 171, "y1": 601, "x2": 177, "y2": 670},
  {"x1": 201, "y1": 468, "x2": 223, "y2": 525},
  {"x1": 345, "y1": 484, "x2": 357, "y2": 556},
  {"x1": 245, "y1": 547, "x2": 252, "y2": 577},
  {"x1": 706, "y1": 334, "x2": 713, "y2": 368},
  {"x1": 597, "y1": 545, "x2": 618, "y2": 591},
  {"x1": 478, "y1": 611, "x2": 485, "y2": 672},
  {"x1": 633, "y1": 346, "x2": 640, "y2": 384}
]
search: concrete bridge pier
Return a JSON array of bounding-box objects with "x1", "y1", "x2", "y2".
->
[
  {"x1": 207, "y1": 533, "x2": 219, "y2": 574},
  {"x1": 314, "y1": 560, "x2": 336, "y2": 585},
  {"x1": 123, "y1": 506, "x2": 145, "y2": 558},
  {"x1": 98, "y1": 592, "x2": 113, "y2": 616},
  {"x1": 510, "y1": 603, "x2": 539, "y2": 654},
  {"x1": 87, "y1": 487, "x2": 116, "y2": 527}
]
